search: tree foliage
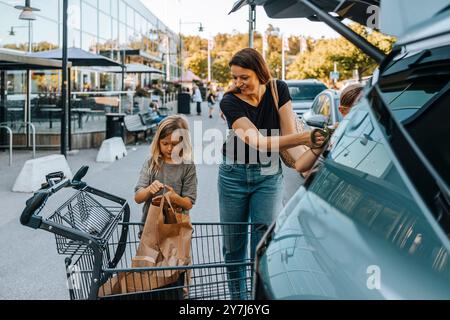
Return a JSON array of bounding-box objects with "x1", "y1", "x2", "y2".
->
[
  {"x1": 182, "y1": 23, "x2": 395, "y2": 86},
  {"x1": 287, "y1": 24, "x2": 396, "y2": 83}
]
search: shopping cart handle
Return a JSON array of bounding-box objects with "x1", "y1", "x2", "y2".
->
[
  {"x1": 20, "y1": 178, "x2": 71, "y2": 229},
  {"x1": 20, "y1": 192, "x2": 48, "y2": 229},
  {"x1": 71, "y1": 166, "x2": 89, "y2": 190}
]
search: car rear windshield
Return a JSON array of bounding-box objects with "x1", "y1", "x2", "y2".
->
[
  {"x1": 288, "y1": 84, "x2": 327, "y2": 101},
  {"x1": 379, "y1": 78, "x2": 448, "y2": 123},
  {"x1": 378, "y1": 52, "x2": 450, "y2": 192}
]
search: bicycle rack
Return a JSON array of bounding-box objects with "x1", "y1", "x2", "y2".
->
[
  {"x1": 0, "y1": 125, "x2": 13, "y2": 166},
  {"x1": 25, "y1": 122, "x2": 36, "y2": 159},
  {"x1": 16, "y1": 121, "x2": 36, "y2": 159}
]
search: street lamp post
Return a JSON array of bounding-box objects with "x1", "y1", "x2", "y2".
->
[
  {"x1": 207, "y1": 37, "x2": 213, "y2": 83},
  {"x1": 15, "y1": 0, "x2": 39, "y2": 150},
  {"x1": 61, "y1": 0, "x2": 68, "y2": 156},
  {"x1": 178, "y1": 20, "x2": 204, "y2": 90},
  {"x1": 248, "y1": 4, "x2": 256, "y2": 48}
]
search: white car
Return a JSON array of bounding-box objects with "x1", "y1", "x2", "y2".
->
[{"x1": 285, "y1": 79, "x2": 328, "y2": 117}]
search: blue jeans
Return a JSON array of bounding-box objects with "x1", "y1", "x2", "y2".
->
[{"x1": 218, "y1": 160, "x2": 283, "y2": 299}]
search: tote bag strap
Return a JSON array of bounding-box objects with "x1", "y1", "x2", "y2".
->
[{"x1": 269, "y1": 79, "x2": 279, "y2": 110}]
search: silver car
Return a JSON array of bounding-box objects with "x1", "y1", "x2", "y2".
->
[
  {"x1": 302, "y1": 89, "x2": 342, "y2": 129},
  {"x1": 285, "y1": 80, "x2": 328, "y2": 117}
]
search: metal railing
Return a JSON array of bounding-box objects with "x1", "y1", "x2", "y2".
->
[
  {"x1": 24, "y1": 122, "x2": 36, "y2": 159},
  {"x1": 0, "y1": 125, "x2": 13, "y2": 166},
  {"x1": 14, "y1": 122, "x2": 36, "y2": 159}
]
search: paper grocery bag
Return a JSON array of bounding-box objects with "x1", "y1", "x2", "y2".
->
[
  {"x1": 131, "y1": 194, "x2": 193, "y2": 290},
  {"x1": 98, "y1": 194, "x2": 192, "y2": 297}
]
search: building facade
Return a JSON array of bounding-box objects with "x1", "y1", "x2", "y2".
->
[{"x1": 0, "y1": 0, "x2": 180, "y2": 148}]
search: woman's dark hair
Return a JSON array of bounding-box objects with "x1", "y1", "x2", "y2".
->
[{"x1": 229, "y1": 48, "x2": 271, "y2": 85}]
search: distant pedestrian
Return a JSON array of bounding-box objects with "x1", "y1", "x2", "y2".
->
[
  {"x1": 134, "y1": 115, "x2": 197, "y2": 236},
  {"x1": 217, "y1": 86, "x2": 224, "y2": 103},
  {"x1": 192, "y1": 85, "x2": 203, "y2": 116},
  {"x1": 207, "y1": 89, "x2": 216, "y2": 119}
]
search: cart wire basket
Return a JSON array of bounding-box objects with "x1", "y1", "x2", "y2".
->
[
  {"x1": 20, "y1": 168, "x2": 268, "y2": 300},
  {"x1": 67, "y1": 222, "x2": 267, "y2": 300},
  {"x1": 48, "y1": 188, "x2": 126, "y2": 255}
]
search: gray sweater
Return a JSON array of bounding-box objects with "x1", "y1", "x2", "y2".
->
[{"x1": 135, "y1": 159, "x2": 197, "y2": 223}]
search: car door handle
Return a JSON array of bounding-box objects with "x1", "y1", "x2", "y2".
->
[
  {"x1": 281, "y1": 247, "x2": 295, "y2": 263},
  {"x1": 360, "y1": 134, "x2": 370, "y2": 145}
]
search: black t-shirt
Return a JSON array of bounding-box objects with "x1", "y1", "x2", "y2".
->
[
  {"x1": 220, "y1": 80, "x2": 292, "y2": 164},
  {"x1": 207, "y1": 93, "x2": 215, "y2": 103}
]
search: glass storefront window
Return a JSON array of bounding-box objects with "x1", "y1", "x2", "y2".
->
[
  {"x1": 81, "y1": 32, "x2": 97, "y2": 53},
  {"x1": 83, "y1": 0, "x2": 97, "y2": 9},
  {"x1": 0, "y1": 0, "x2": 181, "y2": 148},
  {"x1": 119, "y1": 0, "x2": 126, "y2": 24},
  {"x1": 0, "y1": 2, "x2": 29, "y2": 51},
  {"x1": 69, "y1": 28, "x2": 81, "y2": 48},
  {"x1": 111, "y1": 0, "x2": 118, "y2": 20},
  {"x1": 30, "y1": 70, "x2": 63, "y2": 135},
  {"x1": 33, "y1": 18, "x2": 59, "y2": 51},
  {"x1": 127, "y1": 26, "x2": 136, "y2": 48},
  {"x1": 5, "y1": 71, "x2": 26, "y2": 135},
  {"x1": 34, "y1": 0, "x2": 60, "y2": 22},
  {"x1": 119, "y1": 22, "x2": 126, "y2": 47},
  {"x1": 81, "y1": 1, "x2": 98, "y2": 37},
  {"x1": 99, "y1": 11, "x2": 111, "y2": 40},
  {"x1": 136, "y1": 13, "x2": 145, "y2": 35},
  {"x1": 126, "y1": 5, "x2": 135, "y2": 28},
  {"x1": 98, "y1": 0, "x2": 110, "y2": 14},
  {"x1": 112, "y1": 19, "x2": 118, "y2": 45}
]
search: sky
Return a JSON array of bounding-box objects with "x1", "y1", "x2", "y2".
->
[{"x1": 142, "y1": 0, "x2": 339, "y2": 39}]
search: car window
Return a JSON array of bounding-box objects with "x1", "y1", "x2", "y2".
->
[
  {"x1": 317, "y1": 95, "x2": 332, "y2": 120},
  {"x1": 288, "y1": 84, "x2": 327, "y2": 101},
  {"x1": 306, "y1": 104, "x2": 449, "y2": 277},
  {"x1": 378, "y1": 50, "x2": 450, "y2": 189},
  {"x1": 311, "y1": 95, "x2": 325, "y2": 114},
  {"x1": 380, "y1": 80, "x2": 447, "y2": 123}
]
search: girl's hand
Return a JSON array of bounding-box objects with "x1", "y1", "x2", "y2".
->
[
  {"x1": 147, "y1": 180, "x2": 164, "y2": 195},
  {"x1": 164, "y1": 185, "x2": 177, "y2": 200}
]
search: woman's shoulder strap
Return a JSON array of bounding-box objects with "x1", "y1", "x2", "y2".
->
[{"x1": 269, "y1": 79, "x2": 279, "y2": 109}]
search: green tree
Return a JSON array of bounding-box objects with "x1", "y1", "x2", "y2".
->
[
  {"x1": 212, "y1": 56, "x2": 231, "y2": 86},
  {"x1": 288, "y1": 36, "x2": 300, "y2": 55},
  {"x1": 184, "y1": 51, "x2": 208, "y2": 79},
  {"x1": 287, "y1": 23, "x2": 395, "y2": 83},
  {"x1": 267, "y1": 51, "x2": 282, "y2": 79}
]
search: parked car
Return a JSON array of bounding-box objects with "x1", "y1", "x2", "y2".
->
[
  {"x1": 285, "y1": 80, "x2": 328, "y2": 117},
  {"x1": 239, "y1": 1, "x2": 450, "y2": 300},
  {"x1": 301, "y1": 89, "x2": 341, "y2": 129}
]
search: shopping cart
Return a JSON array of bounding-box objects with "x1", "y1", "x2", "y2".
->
[{"x1": 20, "y1": 167, "x2": 267, "y2": 300}]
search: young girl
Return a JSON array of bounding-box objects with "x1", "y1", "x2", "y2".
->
[{"x1": 134, "y1": 115, "x2": 197, "y2": 229}]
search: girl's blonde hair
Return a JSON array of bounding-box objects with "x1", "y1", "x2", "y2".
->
[{"x1": 148, "y1": 115, "x2": 193, "y2": 175}]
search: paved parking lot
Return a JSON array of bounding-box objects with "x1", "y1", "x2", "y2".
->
[{"x1": 0, "y1": 103, "x2": 304, "y2": 299}]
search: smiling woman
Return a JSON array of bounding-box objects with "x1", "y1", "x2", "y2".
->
[{"x1": 218, "y1": 48, "x2": 325, "y2": 300}]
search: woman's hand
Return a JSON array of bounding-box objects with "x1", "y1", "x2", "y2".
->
[
  {"x1": 299, "y1": 131, "x2": 326, "y2": 148},
  {"x1": 147, "y1": 180, "x2": 164, "y2": 196}
]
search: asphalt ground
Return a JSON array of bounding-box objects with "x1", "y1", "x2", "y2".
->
[{"x1": 0, "y1": 102, "x2": 304, "y2": 299}]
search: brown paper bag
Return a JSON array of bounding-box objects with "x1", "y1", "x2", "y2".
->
[{"x1": 99, "y1": 194, "x2": 193, "y2": 297}]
